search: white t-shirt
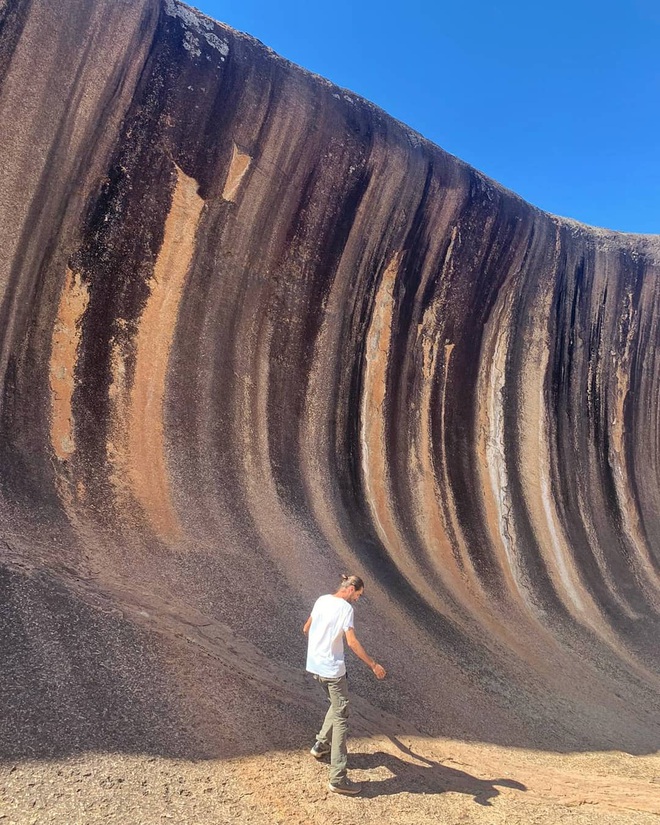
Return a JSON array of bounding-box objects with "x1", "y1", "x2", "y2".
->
[{"x1": 306, "y1": 594, "x2": 355, "y2": 678}]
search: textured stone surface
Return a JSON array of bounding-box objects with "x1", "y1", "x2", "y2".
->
[{"x1": 1, "y1": 0, "x2": 659, "y2": 775}]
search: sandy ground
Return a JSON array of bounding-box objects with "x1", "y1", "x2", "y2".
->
[{"x1": 2, "y1": 734, "x2": 658, "y2": 824}]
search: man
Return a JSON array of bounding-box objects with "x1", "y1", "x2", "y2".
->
[{"x1": 303, "y1": 574, "x2": 386, "y2": 796}]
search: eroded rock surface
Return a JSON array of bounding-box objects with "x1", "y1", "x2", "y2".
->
[{"x1": 1, "y1": 0, "x2": 659, "y2": 772}]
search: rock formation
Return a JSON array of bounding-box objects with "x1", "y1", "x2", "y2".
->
[{"x1": 1, "y1": 0, "x2": 659, "y2": 764}]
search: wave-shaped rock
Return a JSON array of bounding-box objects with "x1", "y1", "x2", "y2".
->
[{"x1": 1, "y1": 0, "x2": 659, "y2": 760}]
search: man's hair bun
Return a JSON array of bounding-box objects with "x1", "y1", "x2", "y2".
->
[{"x1": 338, "y1": 574, "x2": 364, "y2": 591}]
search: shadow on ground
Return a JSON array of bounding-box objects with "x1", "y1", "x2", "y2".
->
[{"x1": 351, "y1": 739, "x2": 527, "y2": 804}]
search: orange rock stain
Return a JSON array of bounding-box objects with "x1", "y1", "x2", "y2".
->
[
  {"x1": 124, "y1": 165, "x2": 204, "y2": 539},
  {"x1": 49, "y1": 268, "x2": 89, "y2": 460}
]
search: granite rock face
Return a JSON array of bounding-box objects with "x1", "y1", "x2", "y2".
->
[{"x1": 1, "y1": 0, "x2": 659, "y2": 759}]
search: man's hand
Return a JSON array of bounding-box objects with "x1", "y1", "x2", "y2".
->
[
  {"x1": 372, "y1": 663, "x2": 386, "y2": 680},
  {"x1": 345, "y1": 628, "x2": 386, "y2": 678}
]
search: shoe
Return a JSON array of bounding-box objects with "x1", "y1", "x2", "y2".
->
[
  {"x1": 328, "y1": 778, "x2": 362, "y2": 795},
  {"x1": 310, "y1": 740, "x2": 331, "y2": 758}
]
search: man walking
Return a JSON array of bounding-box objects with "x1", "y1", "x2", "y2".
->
[{"x1": 303, "y1": 574, "x2": 386, "y2": 795}]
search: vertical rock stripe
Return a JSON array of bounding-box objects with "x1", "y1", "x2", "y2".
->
[
  {"x1": 50, "y1": 268, "x2": 89, "y2": 460},
  {"x1": 126, "y1": 165, "x2": 204, "y2": 538}
]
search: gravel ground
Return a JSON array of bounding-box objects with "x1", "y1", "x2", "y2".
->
[{"x1": 1, "y1": 735, "x2": 658, "y2": 825}]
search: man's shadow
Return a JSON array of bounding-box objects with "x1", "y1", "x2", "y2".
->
[{"x1": 348, "y1": 739, "x2": 527, "y2": 805}]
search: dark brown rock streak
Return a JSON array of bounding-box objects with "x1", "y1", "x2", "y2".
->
[{"x1": 1, "y1": 0, "x2": 659, "y2": 761}]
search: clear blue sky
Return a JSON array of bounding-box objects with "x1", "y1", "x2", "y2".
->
[{"x1": 192, "y1": 0, "x2": 659, "y2": 234}]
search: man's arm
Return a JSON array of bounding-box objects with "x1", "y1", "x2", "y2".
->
[
  {"x1": 303, "y1": 615, "x2": 312, "y2": 636},
  {"x1": 345, "y1": 627, "x2": 386, "y2": 679}
]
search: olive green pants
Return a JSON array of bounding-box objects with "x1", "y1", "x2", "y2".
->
[{"x1": 314, "y1": 674, "x2": 349, "y2": 784}]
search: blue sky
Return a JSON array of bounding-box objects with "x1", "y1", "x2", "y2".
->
[{"x1": 193, "y1": 1, "x2": 659, "y2": 234}]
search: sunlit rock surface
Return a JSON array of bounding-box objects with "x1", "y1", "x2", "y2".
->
[{"x1": 1, "y1": 0, "x2": 659, "y2": 763}]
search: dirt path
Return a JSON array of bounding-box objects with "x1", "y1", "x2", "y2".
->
[{"x1": 2, "y1": 734, "x2": 658, "y2": 824}]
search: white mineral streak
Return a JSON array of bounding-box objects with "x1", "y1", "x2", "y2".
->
[
  {"x1": 204, "y1": 31, "x2": 229, "y2": 56},
  {"x1": 410, "y1": 230, "x2": 483, "y2": 604},
  {"x1": 411, "y1": 302, "x2": 484, "y2": 614},
  {"x1": 183, "y1": 30, "x2": 201, "y2": 57},
  {"x1": 359, "y1": 252, "x2": 456, "y2": 612},
  {"x1": 540, "y1": 473, "x2": 584, "y2": 610},
  {"x1": 164, "y1": 0, "x2": 229, "y2": 58},
  {"x1": 482, "y1": 287, "x2": 529, "y2": 601},
  {"x1": 515, "y1": 236, "x2": 589, "y2": 617},
  {"x1": 608, "y1": 273, "x2": 660, "y2": 606}
]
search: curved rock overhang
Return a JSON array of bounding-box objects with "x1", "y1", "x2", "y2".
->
[{"x1": 0, "y1": 0, "x2": 659, "y2": 759}]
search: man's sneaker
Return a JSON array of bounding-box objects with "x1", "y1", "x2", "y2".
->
[
  {"x1": 328, "y1": 777, "x2": 362, "y2": 795},
  {"x1": 310, "y1": 740, "x2": 331, "y2": 758}
]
